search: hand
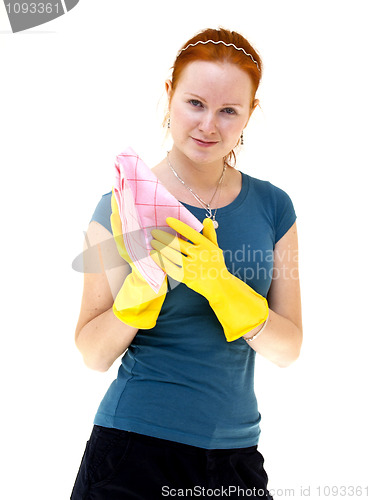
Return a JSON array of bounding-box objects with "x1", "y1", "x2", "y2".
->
[
  {"x1": 150, "y1": 217, "x2": 228, "y2": 294},
  {"x1": 111, "y1": 191, "x2": 167, "y2": 329},
  {"x1": 150, "y1": 217, "x2": 268, "y2": 342}
]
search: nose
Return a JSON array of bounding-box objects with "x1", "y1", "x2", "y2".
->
[{"x1": 198, "y1": 112, "x2": 217, "y2": 136}]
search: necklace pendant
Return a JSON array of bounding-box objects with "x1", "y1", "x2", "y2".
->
[{"x1": 206, "y1": 212, "x2": 219, "y2": 229}]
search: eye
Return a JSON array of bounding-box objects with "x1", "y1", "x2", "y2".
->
[
  {"x1": 189, "y1": 99, "x2": 203, "y2": 108},
  {"x1": 222, "y1": 107, "x2": 237, "y2": 115}
]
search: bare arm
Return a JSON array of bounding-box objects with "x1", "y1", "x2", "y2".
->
[
  {"x1": 75, "y1": 221, "x2": 138, "y2": 372},
  {"x1": 243, "y1": 222, "x2": 303, "y2": 367}
]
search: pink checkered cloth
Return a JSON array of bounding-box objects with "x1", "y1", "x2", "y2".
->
[{"x1": 113, "y1": 147, "x2": 203, "y2": 293}]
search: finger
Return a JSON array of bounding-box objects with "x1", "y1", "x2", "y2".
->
[
  {"x1": 149, "y1": 249, "x2": 166, "y2": 271},
  {"x1": 110, "y1": 211, "x2": 122, "y2": 238},
  {"x1": 202, "y1": 218, "x2": 218, "y2": 246},
  {"x1": 166, "y1": 217, "x2": 203, "y2": 245},
  {"x1": 150, "y1": 250, "x2": 184, "y2": 282},
  {"x1": 151, "y1": 228, "x2": 192, "y2": 255},
  {"x1": 110, "y1": 191, "x2": 124, "y2": 239},
  {"x1": 111, "y1": 189, "x2": 119, "y2": 214},
  {"x1": 110, "y1": 195, "x2": 131, "y2": 261},
  {"x1": 110, "y1": 213, "x2": 127, "y2": 258},
  {"x1": 150, "y1": 239, "x2": 184, "y2": 267}
]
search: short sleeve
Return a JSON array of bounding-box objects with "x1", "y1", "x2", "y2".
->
[
  {"x1": 274, "y1": 186, "x2": 297, "y2": 243},
  {"x1": 90, "y1": 192, "x2": 113, "y2": 234}
]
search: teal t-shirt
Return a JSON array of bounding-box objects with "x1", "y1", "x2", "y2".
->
[{"x1": 90, "y1": 172, "x2": 296, "y2": 449}]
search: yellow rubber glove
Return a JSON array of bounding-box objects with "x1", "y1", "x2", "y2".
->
[
  {"x1": 111, "y1": 191, "x2": 167, "y2": 329},
  {"x1": 150, "y1": 217, "x2": 268, "y2": 342}
]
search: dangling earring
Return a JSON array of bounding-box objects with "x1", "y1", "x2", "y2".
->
[
  {"x1": 167, "y1": 117, "x2": 171, "y2": 129},
  {"x1": 240, "y1": 132, "x2": 244, "y2": 145}
]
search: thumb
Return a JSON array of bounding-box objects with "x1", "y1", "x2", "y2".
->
[
  {"x1": 111, "y1": 188, "x2": 118, "y2": 211},
  {"x1": 202, "y1": 218, "x2": 218, "y2": 246}
]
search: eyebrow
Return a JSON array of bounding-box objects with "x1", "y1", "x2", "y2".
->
[{"x1": 185, "y1": 93, "x2": 243, "y2": 107}]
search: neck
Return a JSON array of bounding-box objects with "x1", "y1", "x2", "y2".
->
[{"x1": 167, "y1": 147, "x2": 226, "y2": 190}]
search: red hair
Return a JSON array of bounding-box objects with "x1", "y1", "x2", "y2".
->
[{"x1": 168, "y1": 28, "x2": 263, "y2": 165}]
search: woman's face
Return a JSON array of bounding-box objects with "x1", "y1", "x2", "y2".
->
[{"x1": 167, "y1": 60, "x2": 257, "y2": 166}]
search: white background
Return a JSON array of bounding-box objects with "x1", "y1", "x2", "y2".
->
[{"x1": 1, "y1": 0, "x2": 371, "y2": 498}]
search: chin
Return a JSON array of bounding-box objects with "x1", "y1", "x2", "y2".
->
[{"x1": 184, "y1": 144, "x2": 226, "y2": 165}]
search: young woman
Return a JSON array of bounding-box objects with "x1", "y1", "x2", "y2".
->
[{"x1": 71, "y1": 27, "x2": 302, "y2": 500}]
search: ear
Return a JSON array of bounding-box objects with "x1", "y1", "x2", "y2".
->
[
  {"x1": 165, "y1": 79, "x2": 173, "y2": 101},
  {"x1": 251, "y1": 98, "x2": 260, "y2": 112},
  {"x1": 243, "y1": 99, "x2": 260, "y2": 128}
]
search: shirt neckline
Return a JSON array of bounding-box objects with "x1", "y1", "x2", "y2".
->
[{"x1": 179, "y1": 171, "x2": 250, "y2": 217}]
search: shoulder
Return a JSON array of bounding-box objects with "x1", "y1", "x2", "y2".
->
[
  {"x1": 241, "y1": 173, "x2": 297, "y2": 243},
  {"x1": 90, "y1": 191, "x2": 113, "y2": 234},
  {"x1": 243, "y1": 173, "x2": 292, "y2": 203},
  {"x1": 94, "y1": 191, "x2": 112, "y2": 207}
]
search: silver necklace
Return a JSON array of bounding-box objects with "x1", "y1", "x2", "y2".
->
[{"x1": 167, "y1": 152, "x2": 226, "y2": 229}]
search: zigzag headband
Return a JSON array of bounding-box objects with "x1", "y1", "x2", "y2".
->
[{"x1": 178, "y1": 40, "x2": 261, "y2": 72}]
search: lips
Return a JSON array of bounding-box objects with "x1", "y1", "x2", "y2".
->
[{"x1": 192, "y1": 137, "x2": 219, "y2": 147}]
